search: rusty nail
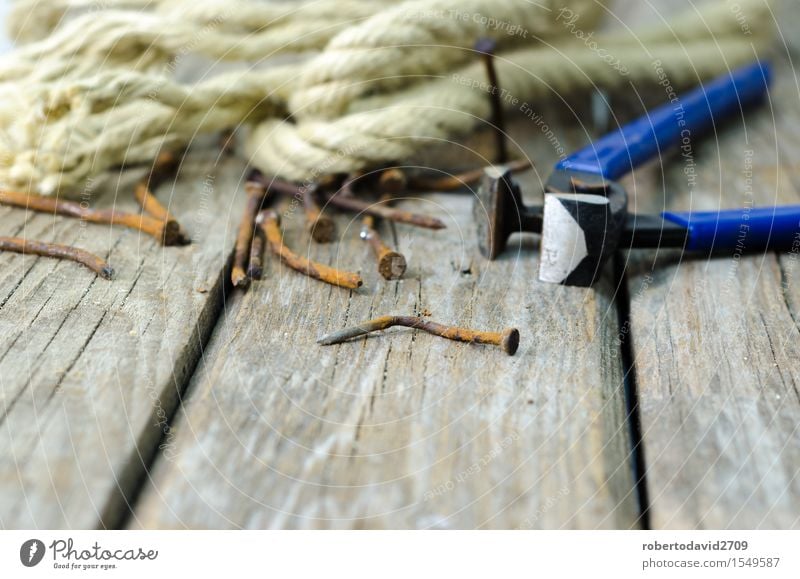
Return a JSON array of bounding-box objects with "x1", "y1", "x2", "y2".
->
[
  {"x1": 248, "y1": 170, "x2": 445, "y2": 230},
  {"x1": 338, "y1": 172, "x2": 362, "y2": 197},
  {"x1": 330, "y1": 174, "x2": 446, "y2": 230},
  {"x1": 302, "y1": 183, "x2": 337, "y2": 243},
  {"x1": 328, "y1": 190, "x2": 446, "y2": 229},
  {"x1": 246, "y1": 170, "x2": 336, "y2": 242},
  {"x1": 0, "y1": 189, "x2": 182, "y2": 246},
  {"x1": 0, "y1": 236, "x2": 113, "y2": 279},
  {"x1": 247, "y1": 226, "x2": 265, "y2": 280},
  {"x1": 475, "y1": 38, "x2": 508, "y2": 164},
  {"x1": 257, "y1": 209, "x2": 363, "y2": 290},
  {"x1": 377, "y1": 168, "x2": 408, "y2": 194},
  {"x1": 318, "y1": 314, "x2": 520, "y2": 355},
  {"x1": 231, "y1": 181, "x2": 268, "y2": 288},
  {"x1": 361, "y1": 206, "x2": 406, "y2": 280},
  {"x1": 134, "y1": 151, "x2": 190, "y2": 244},
  {"x1": 247, "y1": 168, "x2": 312, "y2": 199}
]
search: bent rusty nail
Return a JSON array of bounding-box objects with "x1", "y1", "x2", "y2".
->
[
  {"x1": 0, "y1": 189, "x2": 181, "y2": 246},
  {"x1": 257, "y1": 209, "x2": 363, "y2": 290},
  {"x1": 328, "y1": 191, "x2": 446, "y2": 229},
  {"x1": 248, "y1": 170, "x2": 445, "y2": 230},
  {"x1": 0, "y1": 236, "x2": 113, "y2": 279},
  {"x1": 331, "y1": 173, "x2": 445, "y2": 229},
  {"x1": 134, "y1": 151, "x2": 190, "y2": 244},
  {"x1": 318, "y1": 315, "x2": 520, "y2": 355}
]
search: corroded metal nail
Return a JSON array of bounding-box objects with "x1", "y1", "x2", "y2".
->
[
  {"x1": 134, "y1": 182, "x2": 183, "y2": 240},
  {"x1": 257, "y1": 209, "x2": 363, "y2": 290},
  {"x1": 377, "y1": 168, "x2": 408, "y2": 194},
  {"x1": 475, "y1": 37, "x2": 508, "y2": 164},
  {"x1": 361, "y1": 210, "x2": 406, "y2": 280},
  {"x1": 247, "y1": 170, "x2": 445, "y2": 230},
  {"x1": 302, "y1": 183, "x2": 337, "y2": 243},
  {"x1": 318, "y1": 315, "x2": 520, "y2": 355},
  {"x1": 330, "y1": 174, "x2": 446, "y2": 230},
  {"x1": 134, "y1": 151, "x2": 190, "y2": 245},
  {"x1": 0, "y1": 236, "x2": 113, "y2": 279},
  {"x1": 329, "y1": 191, "x2": 446, "y2": 229},
  {"x1": 232, "y1": 181, "x2": 268, "y2": 288},
  {"x1": 338, "y1": 171, "x2": 362, "y2": 197},
  {"x1": 0, "y1": 189, "x2": 181, "y2": 246},
  {"x1": 247, "y1": 226, "x2": 265, "y2": 280}
]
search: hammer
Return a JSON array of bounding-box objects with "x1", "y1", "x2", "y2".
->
[{"x1": 475, "y1": 61, "x2": 799, "y2": 286}]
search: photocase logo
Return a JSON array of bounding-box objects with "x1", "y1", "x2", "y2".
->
[{"x1": 20, "y1": 539, "x2": 45, "y2": 567}]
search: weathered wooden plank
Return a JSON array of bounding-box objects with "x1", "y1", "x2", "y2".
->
[
  {"x1": 625, "y1": 59, "x2": 800, "y2": 528},
  {"x1": 0, "y1": 147, "x2": 246, "y2": 528},
  {"x1": 130, "y1": 114, "x2": 639, "y2": 529}
]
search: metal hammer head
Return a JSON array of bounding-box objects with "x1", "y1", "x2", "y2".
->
[
  {"x1": 473, "y1": 165, "x2": 540, "y2": 260},
  {"x1": 473, "y1": 167, "x2": 627, "y2": 287},
  {"x1": 539, "y1": 170, "x2": 627, "y2": 286}
]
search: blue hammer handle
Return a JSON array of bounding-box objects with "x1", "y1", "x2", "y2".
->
[
  {"x1": 663, "y1": 206, "x2": 800, "y2": 252},
  {"x1": 555, "y1": 61, "x2": 772, "y2": 180},
  {"x1": 557, "y1": 61, "x2": 800, "y2": 252}
]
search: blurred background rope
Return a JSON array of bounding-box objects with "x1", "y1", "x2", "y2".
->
[{"x1": 0, "y1": 0, "x2": 774, "y2": 195}]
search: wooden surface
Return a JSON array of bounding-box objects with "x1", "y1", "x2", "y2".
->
[
  {"x1": 624, "y1": 63, "x2": 800, "y2": 529},
  {"x1": 129, "y1": 129, "x2": 638, "y2": 529},
  {"x1": 0, "y1": 148, "x2": 245, "y2": 528},
  {"x1": 1, "y1": 0, "x2": 798, "y2": 530}
]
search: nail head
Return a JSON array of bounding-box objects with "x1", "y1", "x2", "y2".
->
[{"x1": 501, "y1": 328, "x2": 520, "y2": 355}]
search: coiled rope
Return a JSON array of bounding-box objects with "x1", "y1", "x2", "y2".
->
[{"x1": 0, "y1": 0, "x2": 773, "y2": 195}]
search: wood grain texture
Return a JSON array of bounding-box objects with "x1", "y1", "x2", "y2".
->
[
  {"x1": 0, "y1": 149, "x2": 247, "y2": 528},
  {"x1": 5, "y1": 0, "x2": 796, "y2": 531},
  {"x1": 624, "y1": 56, "x2": 800, "y2": 528},
  {"x1": 130, "y1": 119, "x2": 639, "y2": 529}
]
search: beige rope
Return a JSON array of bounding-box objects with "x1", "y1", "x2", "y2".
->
[
  {"x1": 0, "y1": 65, "x2": 297, "y2": 193},
  {"x1": 249, "y1": 36, "x2": 766, "y2": 180},
  {"x1": 0, "y1": 0, "x2": 774, "y2": 195},
  {"x1": 286, "y1": 0, "x2": 604, "y2": 120},
  {"x1": 8, "y1": 0, "x2": 152, "y2": 43},
  {"x1": 2, "y1": 9, "x2": 363, "y2": 84},
  {"x1": 7, "y1": 0, "x2": 392, "y2": 44}
]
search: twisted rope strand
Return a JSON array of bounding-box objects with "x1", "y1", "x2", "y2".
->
[
  {"x1": 287, "y1": 0, "x2": 604, "y2": 120},
  {"x1": 0, "y1": 0, "x2": 774, "y2": 195},
  {"x1": 247, "y1": 35, "x2": 767, "y2": 180},
  {"x1": 7, "y1": 0, "x2": 392, "y2": 44}
]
